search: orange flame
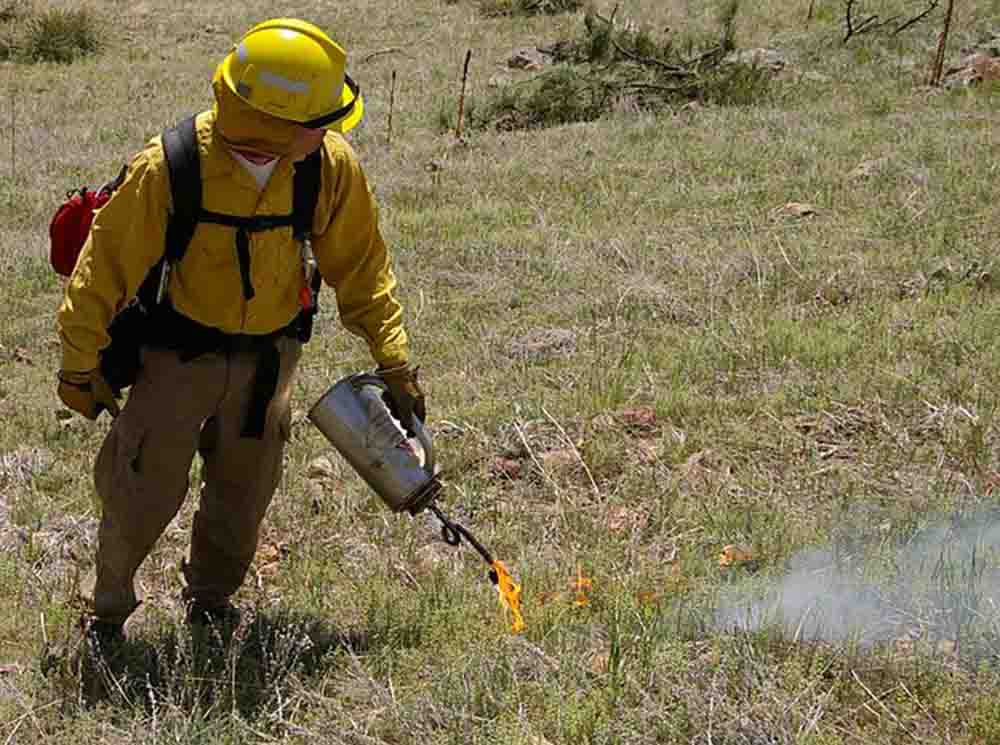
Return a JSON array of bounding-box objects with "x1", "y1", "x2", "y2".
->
[
  {"x1": 572, "y1": 563, "x2": 593, "y2": 607},
  {"x1": 719, "y1": 544, "x2": 755, "y2": 568},
  {"x1": 492, "y1": 560, "x2": 526, "y2": 633}
]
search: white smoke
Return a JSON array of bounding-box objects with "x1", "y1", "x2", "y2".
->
[{"x1": 714, "y1": 512, "x2": 1000, "y2": 649}]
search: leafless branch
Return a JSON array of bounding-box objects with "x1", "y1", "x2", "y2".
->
[
  {"x1": 361, "y1": 47, "x2": 404, "y2": 63},
  {"x1": 844, "y1": 0, "x2": 940, "y2": 43},
  {"x1": 620, "y1": 81, "x2": 695, "y2": 94},
  {"x1": 843, "y1": 0, "x2": 880, "y2": 43},
  {"x1": 893, "y1": 0, "x2": 939, "y2": 35},
  {"x1": 610, "y1": 38, "x2": 692, "y2": 77}
]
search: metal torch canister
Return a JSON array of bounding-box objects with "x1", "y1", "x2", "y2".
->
[{"x1": 308, "y1": 373, "x2": 442, "y2": 515}]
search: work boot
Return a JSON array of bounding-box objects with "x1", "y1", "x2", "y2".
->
[
  {"x1": 74, "y1": 617, "x2": 127, "y2": 704},
  {"x1": 185, "y1": 600, "x2": 241, "y2": 631},
  {"x1": 40, "y1": 617, "x2": 124, "y2": 681},
  {"x1": 83, "y1": 617, "x2": 126, "y2": 654}
]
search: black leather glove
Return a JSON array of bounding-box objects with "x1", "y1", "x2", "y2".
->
[{"x1": 377, "y1": 364, "x2": 426, "y2": 436}]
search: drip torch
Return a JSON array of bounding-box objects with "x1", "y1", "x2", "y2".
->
[{"x1": 308, "y1": 373, "x2": 524, "y2": 631}]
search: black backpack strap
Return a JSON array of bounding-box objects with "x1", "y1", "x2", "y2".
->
[
  {"x1": 292, "y1": 148, "x2": 323, "y2": 343},
  {"x1": 292, "y1": 148, "x2": 322, "y2": 243},
  {"x1": 137, "y1": 115, "x2": 201, "y2": 308},
  {"x1": 162, "y1": 115, "x2": 201, "y2": 263}
]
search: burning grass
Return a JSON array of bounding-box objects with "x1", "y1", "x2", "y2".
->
[{"x1": 5, "y1": 0, "x2": 1000, "y2": 740}]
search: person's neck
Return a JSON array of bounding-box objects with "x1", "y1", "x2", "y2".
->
[{"x1": 231, "y1": 147, "x2": 278, "y2": 165}]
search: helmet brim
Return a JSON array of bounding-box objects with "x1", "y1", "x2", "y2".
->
[{"x1": 326, "y1": 81, "x2": 364, "y2": 133}]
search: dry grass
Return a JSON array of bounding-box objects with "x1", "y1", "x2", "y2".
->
[
  {"x1": 3, "y1": 0, "x2": 1000, "y2": 742},
  {"x1": 477, "y1": 0, "x2": 584, "y2": 18},
  {"x1": 0, "y1": 3, "x2": 102, "y2": 63}
]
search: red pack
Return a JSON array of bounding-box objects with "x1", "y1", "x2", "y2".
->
[{"x1": 49, "y1": 166, "x2": 127, "y2": 277}]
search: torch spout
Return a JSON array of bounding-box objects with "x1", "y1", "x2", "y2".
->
[{"x1": 429, "y1": 503, "x2": 495, "y2": 568}]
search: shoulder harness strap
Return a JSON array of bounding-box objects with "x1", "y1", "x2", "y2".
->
[
  {"x1": 292, "y1": 148, "x2": 323, "y2": 342},
  {"x1": 292, "y1": 148, "x2": 322, "y2": 244},
  {"x1": 141, "y1": 117, "x2": 324, "y2": 311},
  {"x1": 137, "y1": 115, "x2": 200, "y2": 308},
  {"x1": 162, "y1": 115, "x2": 201, "y2": 264}
]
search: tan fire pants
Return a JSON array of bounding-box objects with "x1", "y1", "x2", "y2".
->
[{"x1": 91, "y1": 337, "x2": 301, "y2": 625}]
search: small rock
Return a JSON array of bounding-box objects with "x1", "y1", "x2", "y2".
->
[
  {"x1": 719, "y1": 543, "x2": 756, "y2": 569},
  {"x1": 590, "y1": 413, "x2": 617, "y2": 431},
  {"x1": 540, "y1": 449, "x2": 576, "y2": 473},
  {"x1": 849, "y1": 157, "x2": 889, "y2": 180},
  {"x1": 802, "y1": 70, "x2": 831, "y2": 83},
  {"x1": 507, "y1": 47, "x2": 551, "y2": 71},
  {"x1": 307, "y1": 456, "x2": 336, "y2": 480},
  {"x1": 507, "y1": 328, "x2": 577, "y2": 360},
  {"x1": 589, "y1": 651, "x2": 610, "y2": 674},
  {"x1": 815, "y1": 280, "x2": 852, "y2": 307},
  {"x1": 490, "y1": 456, "x2": 523, "y2": 480},
  {"x1": 723, "y1": 48, "x2": 787, "y2": 73},
  {"x1": 771, "y1": 201, "x2": 817, "y2": 220},
  {"x1": 944, "y1": 53, "x2": 1000, "y2": 87},
  {"x1": 306, "y1": 480, "x2": 325, "y2": 514},
  {"x1": 618, "y1": 407, "x2": 657, "y2": 433},
  {"x1": 962, "y1": 32, "x2": 1000, "y2": 58},
  {"x1": 488, "y1": 73, "x2": 513, "y2": 88}
]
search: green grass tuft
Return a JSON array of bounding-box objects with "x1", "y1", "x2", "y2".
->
[
  {"x1": 479, "y1": 0, "x2": 583, "y2": 18},
  {"x1": 15, "y1": 5, "x2": 102, "y2": 63},
  {"x1": 467, "y1": 0, "x2": 773, "y2": 131}
]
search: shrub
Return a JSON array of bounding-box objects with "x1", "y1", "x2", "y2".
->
[
  {"x1": 479, "y1": 0, "x2": 583, "y2": 18},
  {"x1": 19, "y1": 6, "x2": 102, "y2": 63},
  {"x1": 466, "y1": 0, "x2": 775, "y2": 132},
  {"x1": 0, "y1": 0, "x2": 26, "y2": 22},
  {"x1": 472, "y1": 66, "x2": 609, "y2": 130}
]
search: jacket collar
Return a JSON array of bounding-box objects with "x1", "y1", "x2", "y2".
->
[{"x1": 198, "y1": 110, "x2": 293, "y2": 186}]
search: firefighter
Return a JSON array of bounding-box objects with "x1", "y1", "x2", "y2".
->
[{"x1": 55, "y1": 18, "x2": 425, "y2": 645}]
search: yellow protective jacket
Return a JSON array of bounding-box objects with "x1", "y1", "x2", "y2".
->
[{"x1": 57, "y1": 111, "x2": 409, "y2": 373}]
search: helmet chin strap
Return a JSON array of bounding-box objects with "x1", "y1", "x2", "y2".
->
[{"x1": 300, "y1": 75, "x2": 360, "y2": 129}]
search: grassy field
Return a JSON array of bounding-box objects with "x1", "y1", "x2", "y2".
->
[{"x1": 3, "y1": 0, "x2": 1000, "y2": 742}]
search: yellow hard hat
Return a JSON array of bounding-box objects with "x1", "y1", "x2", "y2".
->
[{"x1": 218, "y1": 18, "x2": 364, "y2": 132}]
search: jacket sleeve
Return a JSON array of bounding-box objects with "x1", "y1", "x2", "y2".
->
[
  {"x1": 312, "y1": 140, "x2": 409, "y2": 369},
  {"x1": 57, "y1": 144, "x2": 172, "y2": 372}
]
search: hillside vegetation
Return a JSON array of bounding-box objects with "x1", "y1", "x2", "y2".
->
[{"x1": 2, "y1": 0, "x2": 1000, "y2": 742}]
